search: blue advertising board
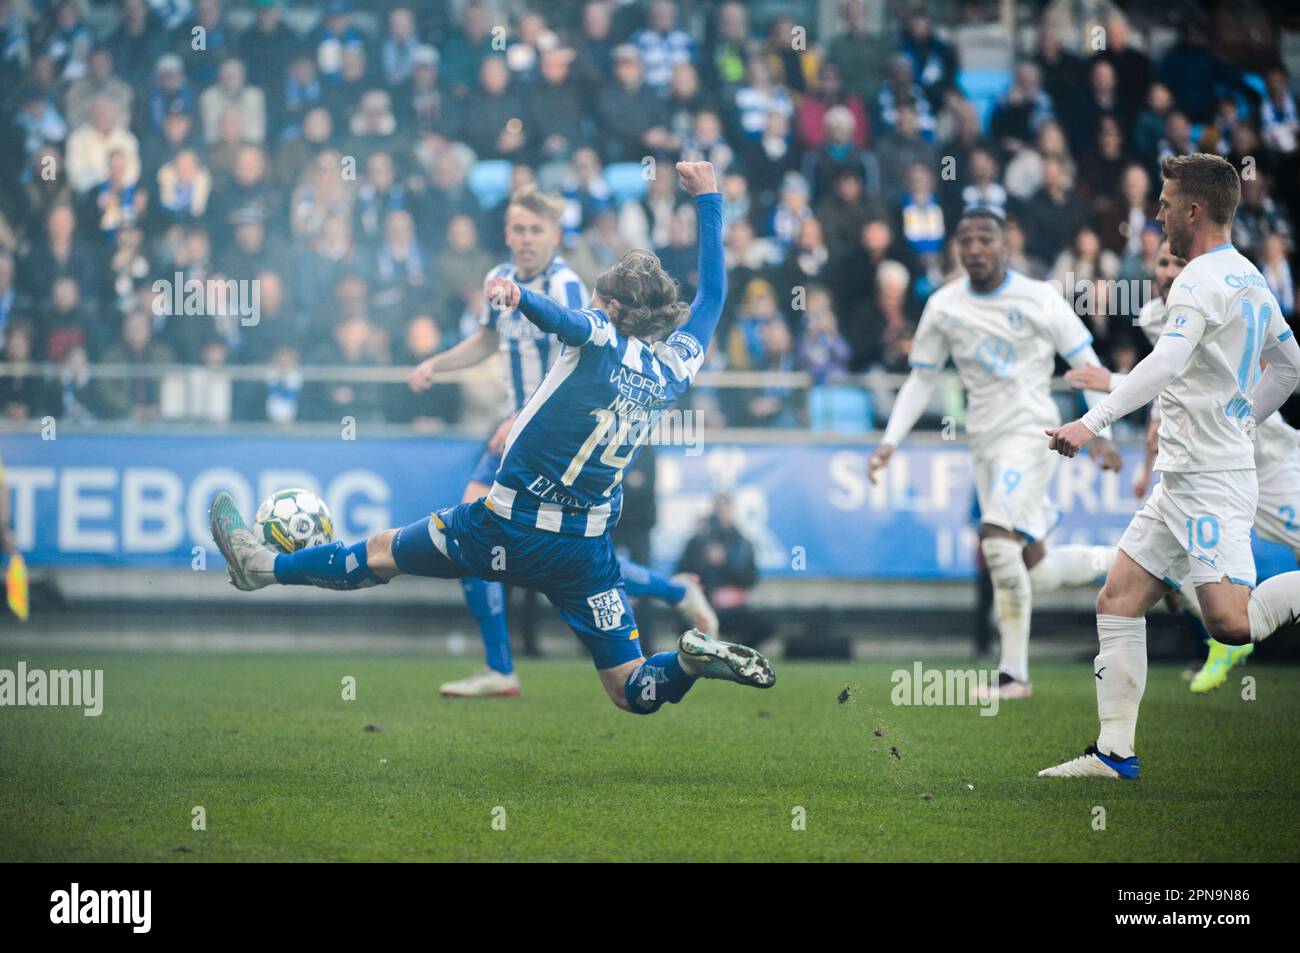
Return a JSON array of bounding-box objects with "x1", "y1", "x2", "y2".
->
[{"x1": 1, "y1": 432, "x2": 1294, "y2": 580}]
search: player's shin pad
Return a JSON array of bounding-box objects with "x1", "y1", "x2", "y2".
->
[{"x1": 274, "y1": 539, "x2": 386, "y2": 589}]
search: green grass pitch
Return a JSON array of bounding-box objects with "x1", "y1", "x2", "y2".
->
[{"x1": 2, "y1": 650, "x2": 1297, "y2": 862}]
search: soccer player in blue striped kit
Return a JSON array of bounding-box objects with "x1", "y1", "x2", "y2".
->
[
  {"x1": 211, "y1": 161, "x2": 774, "y2": 712},
  {"x1": 406, "y1": 185, "x2": 716, "y2": 699}
]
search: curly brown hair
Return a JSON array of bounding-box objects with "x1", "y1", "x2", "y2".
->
[{"x1": 594, "y1": 250, "x2": 690, "y2": 340}]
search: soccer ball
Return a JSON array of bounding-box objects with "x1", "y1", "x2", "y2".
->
[{"x1": 253, "y1": 489, "x2": 335, "y2": 553}]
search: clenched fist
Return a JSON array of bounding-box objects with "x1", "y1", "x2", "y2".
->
[
  {"x1": 486, "y1": 277, "x2": 521, "y2": 311},
  {"x1": 676, "y1": 160, "x2": 718, "y2": 196}
]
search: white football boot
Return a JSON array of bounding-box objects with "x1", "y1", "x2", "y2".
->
[
  {"x1": 1037, "y1": 745, "x2": 1140, "y2": 780},
  {"x1": 677, "y1": 629, "x2": 775, "y2": 688},
  {"x1": 210, "y1": 491, "x2": 278, "y2": 591},
  {"x1": 672, "y1": 573, "x2": 719, "y2": 637},
  {"x1": 975, "y1": 671, "x2": 1034, "y2": 702},
  {"x1": 439, "y1": 668, "x2": 521, "y2": 698}
]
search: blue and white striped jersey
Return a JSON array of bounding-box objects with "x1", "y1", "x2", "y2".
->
[
  {"x1": 481, "y1": 256, "x2": 589, "y2": 414},
  {"x1": 485, "y1": 193, "x2": 725, "y2": 537}
]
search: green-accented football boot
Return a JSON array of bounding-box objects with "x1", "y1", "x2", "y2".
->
[
  {"x1": 210, "y1": 491, "x2": 278, "y2": 591},
  {"x1": 1189, "y1": 639, "x2": 1255, "y2": 694},
  {"x1": 677, "y1": 629, "x2": 775, "y2": 688}
]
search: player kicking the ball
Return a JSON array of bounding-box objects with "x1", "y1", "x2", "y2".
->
[
  {"x1": 869, "y1": 207, "x2": 1123, "y2": 701},
  {"x1": 1065, "y1": 237, "x2": 1300, "y2": 694},
  {"x1": 1040, "y1": 153, "x2": 1300, "y2": 779},
  {"x1": 212, "y1": 161, "x2": 773, "y2": 714},
  {"x1": 406, "y1": 185, "x2": 716, "y2": 699}
]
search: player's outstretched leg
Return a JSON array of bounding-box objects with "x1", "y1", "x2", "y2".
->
[
  {"x1": 618, "y1": 629, "x2": 775, "y2": 715},
  {"x1": 617, "y1": 556, "x2": 718, "y2": 636},
  {"x1": 440, "y1": 578, "x2": 520, "y2": 698},
  {"x1": 1028, "y1": 544, "x2": 1115, "y2": 593},
  {"x1": 211, "y1": 491, "x2": 402, "y2": 591}
]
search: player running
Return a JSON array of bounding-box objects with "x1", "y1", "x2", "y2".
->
[
  {"x1": 869, "y1": 207, "x2": 1123, "y2": 700},
  {"x1": 1040, "y1": 153, "x2": 1300, "y2": 779},
  {"x1": 1066, "y1": 238, "x2": 1300, "y2": 693},
  {"x1": 211, "y1": 161, "x2": 773, "y2": 714},
  {"x1": 406, "y1": 185, "x2": 716, "y2": 699}
]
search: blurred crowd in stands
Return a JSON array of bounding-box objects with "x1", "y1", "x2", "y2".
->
[{"x1": 0, "y1": 0, "x2": 1296, "y2": 430}]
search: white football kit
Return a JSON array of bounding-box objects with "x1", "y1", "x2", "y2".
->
[
  {"x1": 906, "y1": 270, "x2": 1101, "y2": 540},
  {"x1": 1093, "y1": 245, "x2": 1292, "y2": 587}
]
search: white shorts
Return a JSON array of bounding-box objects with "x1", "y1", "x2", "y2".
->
[
  {"x1": 1254, "y1": 465, "x2": 1300, "y2": 553},
  {"x1": 973, "y1": 433, "x2": 1061, "y2": 542},
  {"x1": 1119, "y1": 469, "x2": 1258, "y2": 589}
]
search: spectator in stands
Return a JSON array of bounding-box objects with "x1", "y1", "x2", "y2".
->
[
  {"x1": 775, "y1": 216, "x2": 831, "y2": 320},
  {"x1": 10, "y1": 85, "x2": 67, "y2": 172},
  {"x1": 108, "y1": 0, "x2": 166, "y2": 88},
  {"x1": 380, "y1": 5, "x2": 420, "y2": 88},
  {"x1": 274, "y1": 51, "x2": 324, "y2": 140},
  {"x1": 796, "y1": 285, "x2": 850, "y2": 385},
  {"x1": 1159, "y1": 13, "x2": 1256, "y2": 124},
  {"x1": 65, "y1": 96, "x2": 140, "y2": 193},
  {"x1": 796, "y1": 62, "x2": 869, "y2": 154},
  {"x1": 1075, "y1": 115, "x2": 1132, "y2": 204},
  {"x1": 240, "y1": 0, "x2": 298, "y2": 94},
  {"x1": 734, "y1": 56, "x2": 793, "y2": 144},
  {"x1": 703, "y1": 0, "x2": 750, "y2": 92},
  {"x1": 1233, "y1": 175, "x2": 1295, "y2": 263},
  {"x1": 18, "y1": 204, "x2": 95, "y2": 303},
  {"x1": 876, "y1": 55, "x2": 936, "y2": 144},
  {"x1": 369, "y1": 208, "x2": 428, "y2": 335},
  {"x1": 1094, "y1": 163, "x2": 1155, "y2": 258},
  {"x1": 65, "y1": 47, "x2": 132, "y2": 132},
  {"x1": 0, "y1": 321, "x2": 48, "y2": 420},
  {"x1": 200, "y1": 58, "x2": 265, "y2": 146},
  {"x1": 44, "y1": 0, "x2": 92, "y2": 83},
  {"x1": 899, "y1": 9, "x2": 957, "y2": 113},
  {"x1": 1261, "y1": 233, "x2": 1295, "y2": 318},
  {"x1": 455, "y1": 56, "x2": 527, "y2": 161},
  {"x1": 84, "y1": 148, "x2": 146, "y2": 242},
  {"x1": 596, "y1": 45, "x2": 670, "y2": 164},
  {"x1": 95, "y1": 310, "x2": 173, "y2": 421},
  {"x1": 635, "y1": 0, "x2": 695, "y2": 95},
  {"x1": 1261, "y1": 66, "x2": 1299, "y2": 157},
  {"x1": 677, "y1": 493, "x2": 772, "y2": 645},
  {"x1": 1015, "y1": 155, "x2": 1084, "y2": 265},
  {"x1": 876, "y1": 102, "x2": 935, "y2": 205},
  {"x1": 441, "y1": 2, "x2": 494, "y2": 97},
  {"x1": 957, "y1": 147, "x2": 1007, "y2": 220},
  {"x1": 314, "y1": 0, "x2": 365, "y2": 83},
  {"x1": 389, "y1": 315, "x2": 462, "y2": 429},
  {"x1": 528, "y1": 46, "x2": 585, "y2": 164},
  {"x1": 990, "y1": 62, "x2": 1054, "y2": 157},
  {"x1": 174, "y1": 0, "x2": 232, "y2": 90}
]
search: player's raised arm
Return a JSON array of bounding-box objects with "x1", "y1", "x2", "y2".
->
[{"x1": 669, "y1": 161, "x2": 725, "y2": 355}]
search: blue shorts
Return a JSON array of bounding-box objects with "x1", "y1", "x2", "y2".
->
[
  {"x1": 391, "y1": 500, "x2": 643, "y2": 669},
  {"x1": 466, "y1": 446, "x2": 501, "y2": 488}
]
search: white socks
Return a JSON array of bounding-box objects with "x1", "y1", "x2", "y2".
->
[
  {"x1": 1247, "y1": 570, "x2": 1300, "y2": 643},
  {"x1": 1095, "y1": 614, "x2": 1147, "y2": 759},
  {"x1": 982, "y1": 537, "x2": 1031, "y2": 683},
  {"x1": 1028, "y1": 545, "x2": 1115, "y2": 593}
]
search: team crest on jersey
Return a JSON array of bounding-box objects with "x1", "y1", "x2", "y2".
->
[
  {"x1": 587, "y1": 589, "x2": 626, "y2": 631},
  {"x1": 1006, "y1": 308, "x2": 1025, "y2": 330}
]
